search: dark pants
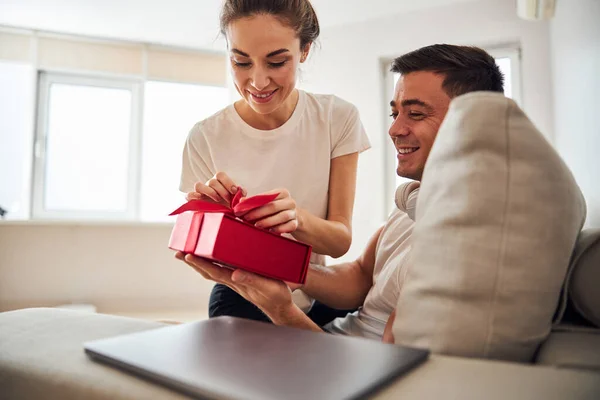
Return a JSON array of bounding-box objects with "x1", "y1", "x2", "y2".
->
[{"x1": 208, "y1": 283, "x2": 356, "y2": 327}]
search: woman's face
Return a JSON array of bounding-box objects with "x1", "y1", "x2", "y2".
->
[{"x1": 226, "y1": 14, "x2": 308, "y2": 115}]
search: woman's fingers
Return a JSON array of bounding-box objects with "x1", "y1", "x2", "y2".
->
[
  {"x1": 207, "y1": 179, "x2": 232, "y2": 203},
  {"x1": 193, "y1": 181, "x2": 222, "y2": 203},
  {"x1": 189, "y1": 173, "x2": 242, "y2": 206},
  {"x1": 243, "y1": 197, "x2": 295, "y2": 222},
  {"x1": 186, "y1": 192, "x2": 203, "y2": 201},
  {"x1": 254, "y1": 209, "x2": 297, "y2": 230},
  {"x1": 215, "y1": 172, "x2": 239, "y2": 196},
  {"x1": 268, "y1": 219, "x2": 299, "y2": 234}
]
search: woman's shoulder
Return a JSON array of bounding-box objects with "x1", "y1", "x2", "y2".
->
[
  {"x1": 188, "y1": 105, "x2": 235, "y2": 139},
  {"x1": 303, "y1": 91, "x2": 359, "y2": 118}
]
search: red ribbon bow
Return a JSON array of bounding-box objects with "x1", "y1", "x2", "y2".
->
[{"x1": 169, "y1": 190, "x2": 279, "y2": 217}]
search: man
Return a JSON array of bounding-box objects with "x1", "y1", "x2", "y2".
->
[{"x1": 176, "y1": 44, "x2": 504, "y2": 340}]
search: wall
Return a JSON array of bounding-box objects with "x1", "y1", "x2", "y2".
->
[
  {"x1": 0, "y1": 222, "x2": 213, "y2": 317},
  {"x1": 550, "y1": 0, "x2": 600, "y2": 228},
  {"x1": 300, "y1": 0, "x2": 554, "y2": 260},
  {"x1": 0, "y1": 30, "x2": 227, "y2": 317},
  {"x1": 0, "y1": 0, "x2": 558, "y2": 314}
]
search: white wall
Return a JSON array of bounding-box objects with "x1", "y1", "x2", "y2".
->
[
  {"x1": 0, "y1": 0, "x2": 559, "y2": 313},
  {"x1": 301, "y1": 0, "x2": 554, "y2": 261},
  {"x1": 550, "y1": 0, "x2": 600, "y2": 228},
  {"x1": 0, "y1": 222, "x2": 214, "y2": 316}
]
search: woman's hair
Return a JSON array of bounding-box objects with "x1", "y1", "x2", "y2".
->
[{"x1": 220, "y1": 0, "x2": 320, "y2": 50}]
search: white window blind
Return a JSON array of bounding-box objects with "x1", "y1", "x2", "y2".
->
[{"x1": 0, "y1": 29, "x2": 227, "y2": 85}]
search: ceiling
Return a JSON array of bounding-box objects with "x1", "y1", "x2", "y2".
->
[{"x1": 0, "y1": 0, "x2": 475, "y2": 51}]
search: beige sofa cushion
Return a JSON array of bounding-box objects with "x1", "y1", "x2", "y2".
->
[
  {"x1": 535, "y1": 327, "x2": 600, "y2": 370},
  {"x1": 564, "y1": 230, "x2": 600, "y2": 327},
  {"x1": 392, "y1": 92, "x2": 586, "y2": 362},
  {"x1": 3, "y1": 308, "x2": 600, "y2": 400},
  {"x1": 0, "y1": 308, "x2": 185, "y2": 400}
]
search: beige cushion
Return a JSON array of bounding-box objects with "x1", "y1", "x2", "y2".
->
[
  {"x1": 0, "y1": 308, "x2": 186, "y2": 400},
  {"x1": 566, "y1": 230, "x2": 600, "y2": 327},
  {"x1": 535, "y1": 327, "x2": 600, "y2": 370},
  {"x1": 3, "y1": 308, "x2": 600, "y2": 400},
  {"x1": 392, "y1": 92, "x2": 586, "y2": 362}
]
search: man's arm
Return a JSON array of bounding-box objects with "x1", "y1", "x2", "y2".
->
[
  {"x1": 176, "y1": 225, "x2": 383, "y2": 331},
  {"x1": 382, "y1": 309, "x2": 396, "y2": 343},
  {"x1": 259, "y1": 295, "x2": 323, "y2": 333},
  {"x1": 301, "y1": 226, "x2": 384, "y2": 310},
  {"x1": 178, "y1": 252, "x2": 323, "y2": 332}
]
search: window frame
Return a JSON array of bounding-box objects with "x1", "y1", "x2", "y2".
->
[
  {"x1": 32, "y1": 72, "x2": 143, "y2": 220},
  {"x1": 0, "y1": 27, "x2": 230, "y2": 222},
  {"x1": 487, "y1": 46, "x2": 523, "y2": 105}
]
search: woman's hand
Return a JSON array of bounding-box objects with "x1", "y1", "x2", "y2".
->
[
  {"x1": 186, "y1": 172, "x2": 245, "y2": 207},
  {"x1": 236, "y1": 189, "x2": 299, "y2": 234}
]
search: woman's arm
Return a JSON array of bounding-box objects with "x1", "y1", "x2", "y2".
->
[
  {"x1": 238, "y1": 152, "x2": 360, "y2": 258},
  {"x1": 293, "y1": 152, "x2": 358, "y2": 257},
  {"x1": 180, "y1": 126, "x2": 215, "y2": 193}
]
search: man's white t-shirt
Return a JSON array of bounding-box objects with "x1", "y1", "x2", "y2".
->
[
  {"x1": 325, "y1": 208, "x2": 414, "y2": 339},
  {"x1": 325, "y1": 185, "x2": 418, "y2": 340},
  {"x1": 180, "y1": 89, "x2": 371, "y2": 267}
]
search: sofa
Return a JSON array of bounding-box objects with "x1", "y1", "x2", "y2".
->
[
  {"x1": 0, "y1": 302, "x2": 599, "y2": 400},
  {"x1": 2, "y1": 93, "x2": 599, "y2": 399}
]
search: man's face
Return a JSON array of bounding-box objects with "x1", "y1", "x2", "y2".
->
[{"x1": 389, "y1": 71, "x2": 451, "y2": 181}]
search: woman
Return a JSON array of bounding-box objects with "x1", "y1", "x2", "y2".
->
[{"x1": 180, "y1": 0, "x2": 370, "y2": 323}]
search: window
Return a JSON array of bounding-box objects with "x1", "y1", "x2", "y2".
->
[
  {"x1": 140, "y1": 81, "x2": 229, "y2": 222},
  {"x1": 32, "y1": 73, "x2": 230, "y2": 221},
  {"x1": 1, "y1": 29, "x2": 230, "y2": 222},
  {"x1": 33, "y1": 73, "x2": 140, "y2": 220},
  {"x1": 0, "y1": 61, "x2": 35, "y2": 220},
  {"x1": 33, "y1": 73, "x2": 229, "y2": 222},
  {"x1": 488, "y1": 47, "x2": 521, "y2": 104},
  {"x1": 383, "y1": 47, "x2": 522, "y2": 214}
]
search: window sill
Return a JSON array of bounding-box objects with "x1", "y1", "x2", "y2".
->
[{"x1": 0, "y1": 219, "x2": 174, "y2": 228}]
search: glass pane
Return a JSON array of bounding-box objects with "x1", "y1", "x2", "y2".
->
[
  {"x1": 495, "y1": 57, "x2": 513, "y2": 99},
  {"x1": 44, "y1": 83, "x2": 132, "y2": 212},
  {"x1": 140, "y1": 81, "x2": 229, "y2": 222},
  {"x1": 0, "y1": 62, "x2": 34, "y2": 220}
]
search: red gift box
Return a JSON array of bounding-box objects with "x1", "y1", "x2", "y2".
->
[{"x1": 168, "y1": 191, "x2": 311, "y2": 284}]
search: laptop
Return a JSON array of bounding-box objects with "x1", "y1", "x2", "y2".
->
[{"x1": 84, "y1": 316, "x2": 428, "y2": 400}]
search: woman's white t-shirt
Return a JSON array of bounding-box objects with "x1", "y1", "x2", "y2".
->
[{"x1": 180, "y1": 89, "x2": 371, "y2": 267}]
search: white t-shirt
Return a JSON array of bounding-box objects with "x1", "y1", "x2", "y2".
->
[
  {"x1": 180, "y1": 89, "x2": 371, "y2": 267},
  {"x1": 325, "y1": 186, "x2": 418, "y2": 340}
]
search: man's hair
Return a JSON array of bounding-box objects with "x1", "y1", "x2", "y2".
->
[{"x1": 391, "y1": 44, "x2": 504, "y2": 97}]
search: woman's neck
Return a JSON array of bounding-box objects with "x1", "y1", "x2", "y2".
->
[{"x1": 234, "y1": 89, "x2": 299, "y2": 131}]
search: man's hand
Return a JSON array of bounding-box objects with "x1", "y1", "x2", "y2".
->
[{"x1": 176, "y1": 252, "x2": 298, "y2": 323}]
